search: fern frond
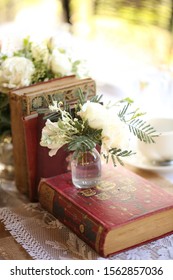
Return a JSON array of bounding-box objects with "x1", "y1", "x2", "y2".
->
[
  {"x1": 103, "y1": 148, "x2": 135, "y2": 166},
  {"x1": 118, "y1": 103, "x2": 130, "y2": 120},
  {"x1": 128, "y1": 118, "x2": 158, "y2": 143}
]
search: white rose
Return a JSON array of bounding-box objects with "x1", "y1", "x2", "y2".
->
[
  {"x1": 101, "y1": 109, "x2": 130, "y2": 151},
  {"x1": 102, "y1": 123, "x2": 129, "y2": 150},
  {"x1": 78, "y1": 101, "x2": 108, "y2": 130},
  {"x1": 50, "y1": 49, "x2": 72, "y2": 76},
  {"x1": 31, "y1": 42, "x2": 49, "y2": 64},
  {"x1": 0, "y1": 57, "x2": 35, "y2": 89}
]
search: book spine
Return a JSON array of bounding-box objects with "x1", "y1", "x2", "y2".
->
[
  {"x1": 22, "y1": 80, "x2": 96, "y2": 115},
  {"x1": 9, "y1": 94, "x2": 29, "y2": 194},
  {"x1": 38, "y1": 182, "x2": 106, "y2": 257}
]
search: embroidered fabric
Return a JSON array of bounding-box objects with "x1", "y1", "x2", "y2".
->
[{"x1": 0, "y1": 203, "x2": 173, "y2": 260}]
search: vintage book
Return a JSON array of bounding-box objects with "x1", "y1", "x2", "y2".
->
[
  {"x1": 23, "y1": 113, "x2": 71, "y2": 201},
  {"x1": 38, "y1": 164, "x2": 173, "y2": 257},
  {"x1": 9, "y1": 76, "x2": 96, "y2": 194}
]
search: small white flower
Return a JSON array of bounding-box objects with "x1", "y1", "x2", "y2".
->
[
  {"x1": 40, "y1": 119, "x2": 68, "y2": 157},
  {"x1": 0, "y1": 56, "x2": 35, "y2": 89}
]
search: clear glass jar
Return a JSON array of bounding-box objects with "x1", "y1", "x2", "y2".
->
[{"x1": 71, "y1": 148, "x2": 101, "y2": 189}]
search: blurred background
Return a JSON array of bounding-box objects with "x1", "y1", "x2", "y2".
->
[
  {"x1": 1, "y1": 0, "x2": 173, "y2": 179},
  {"x1": 1, "y1": 0, "x2": 173, "y2": 115}
]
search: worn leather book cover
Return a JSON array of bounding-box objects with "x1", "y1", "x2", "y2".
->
[
  {"x1": 23, "y1": 112, "x2": 72, "y2": 202},
  {"x1": 38, "y1": 164, "x2": 173, "y2": 257},
  {"x1": 9, "y1": 76, "x2": 96, "y2": 194}
]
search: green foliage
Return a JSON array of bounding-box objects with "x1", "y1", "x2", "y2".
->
[
  {"x1": 13, "y1": 37, "x2": 55, "y2": 83},
  {"x1": 103, "y1": 147, "x2": 135, "y2": 166},
  {"x1": 14, "y1": 36, "x2": 32, "y2": 59},
  {"x1": 76, "y1": 87, "x2": 87, "y2": 105},
  {"x1": 0, "y1": 36, "x2": 86, "y2": 138},
  {"x1": 128, "y1": 118, "x2": 158, "y2": 143},
  {"x1": 68, "y1": 135, "x2": 96, "y2": 154},
  {"x1": 40, "y1": 89, "x2": 159, "y2": 166},
  {"x1": 31, "y1": 60, "x2": 55, "y2": 84},
  {"x1": 118, "y1": 99, "x2": 158, "y2": 143}
]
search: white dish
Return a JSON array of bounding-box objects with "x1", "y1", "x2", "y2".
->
[{"x1": 124, "y1": 153, "x2": 173, "y2": 173}]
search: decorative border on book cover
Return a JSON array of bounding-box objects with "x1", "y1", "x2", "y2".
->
[{"x1": 23, "y1": 82, "x2": 96, "y2": 115}]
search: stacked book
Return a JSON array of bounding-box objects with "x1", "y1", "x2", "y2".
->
[
  {"x1": 9, "y1": 75, "x2": 96, "y2": 201},
  {"x1": 38, "y1": 163, "x2": 173, "y2": 257},
  {"x1": 9, "y1": 75, "x2": 173, "y2": 257}
]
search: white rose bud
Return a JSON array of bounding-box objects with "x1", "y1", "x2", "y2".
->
[{"x1": 50, "y1": 49, "x2": 72, "y2": 76}]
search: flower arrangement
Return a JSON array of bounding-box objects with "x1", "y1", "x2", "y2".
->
[
  {"x1": 0, "y1": 36, "x2": 87, "y2": 92},
  {"x1": 40, "y1": 90, "x2": 158, "y2": 166},
  {"x1": 0, "y1": 36, "x2": 87, "y2": 140}
]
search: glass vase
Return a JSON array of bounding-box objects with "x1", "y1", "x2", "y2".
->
[{"x1": 71, "y1": 148, "x2": 101, "y2": 189}]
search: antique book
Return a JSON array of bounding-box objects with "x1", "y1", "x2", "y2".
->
[
  {"x1": 9, "y1": 76, "x2": 96, "y2": 194},
  {"x1": 38, "y1": 164, "x2": 173, "y2": 257},
  {"x1": 23, "y1": 113, "x2": 71, "y2": 201}
]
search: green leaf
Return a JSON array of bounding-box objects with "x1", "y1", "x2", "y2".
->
[
  {"x1": 68, "y1": 135, "x2": 96, "y2": 153},
  {"x1": 90, "y1": 95, "x2": 103, "y2": 103},
  {"x1": 128, "y1": 118, "x2": 158, "y2": 143},
  {"x1": 105, "y1": 147, "x2": 135, "y2": 166}
]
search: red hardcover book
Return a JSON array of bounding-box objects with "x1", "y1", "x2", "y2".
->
[
  {"x1": 23, "y1": 113, "x2": 71, "y2": 202},
  {"x1": 36, "y1": 114, "x2": 71, "y2": 187},
  {"x1": 38, "y1": 163, "x2": 173, "y2": 257}
]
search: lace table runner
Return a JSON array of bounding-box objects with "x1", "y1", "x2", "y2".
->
[{"x1": 1, "y1": 202, "x2": 173, "y2": 260}]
